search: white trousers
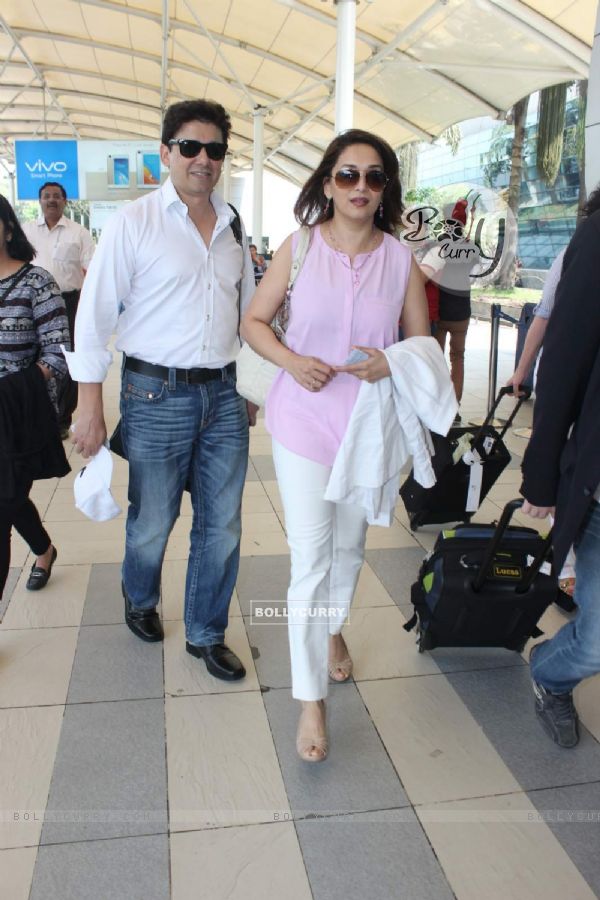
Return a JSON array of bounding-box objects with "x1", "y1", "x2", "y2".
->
[{"x1": 272, "y1": 440, "x2": 369, "y2": 701}]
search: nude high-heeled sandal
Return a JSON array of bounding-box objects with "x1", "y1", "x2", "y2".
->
[
  {"x1": 328, "y1": 634, "x2": 353, "y2": 682},
  {"x1": 296, "y1": 700, "x2": 328, "y2": 762}
]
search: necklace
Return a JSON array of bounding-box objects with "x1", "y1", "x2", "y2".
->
[{"x1": 327, "y1": 224, "x2": 380, "y2": 287}]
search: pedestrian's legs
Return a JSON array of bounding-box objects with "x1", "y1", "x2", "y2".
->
[
  {"x1": 445, "y1": 318, "x2": 469, "y2": 403},
  {"x1": 531, "y1": 501, "x2": 600, "y2": 694},
  {"x1": 57, "y1": 290, "x2": 80, "y2": 432},
  {"x1": 0, "y1": 511, "x2": 12, "y2": 598},
  {"x1": 434, "y1": 321, "x2": 448, "y2": 355},
  {"x1": 0, "y1": 483, "x2": 36, "y2": 596},
  {"x1": 184, "y1": 375, "x2": 249, "y2": 646},
  {"x1": 13, "y1": 497, "x2": 51, "y2": 557},
  {"x1": 120, "y1": 370, "x2": 195, "y2": 609}
]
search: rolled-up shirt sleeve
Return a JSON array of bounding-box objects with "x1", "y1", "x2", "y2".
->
[{"x1": 63, "y1": 212, "x2": 135, "y2": 383}]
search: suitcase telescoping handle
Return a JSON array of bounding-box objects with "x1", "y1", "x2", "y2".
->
[
  {"x1": 471, "y1": 498, "x2": 553, "y2": 593},
  {"x1": 471, "y1": 385, "x2": 532, "y2": 454}
]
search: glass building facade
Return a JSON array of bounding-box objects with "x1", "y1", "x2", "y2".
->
[{"x1": 415, "y1": 91, "x2": 581, "y2": 270}]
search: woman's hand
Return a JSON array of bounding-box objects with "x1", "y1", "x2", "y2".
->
[
  {"x1": 285, "y1": 354, "x2": 336, "y2": 392},
  {"x1": 334, "y1": 347, "x2": 391, "y2": 383},
  {"x1": 36, "y1": 362, "x2": 53, "y2": 381}
]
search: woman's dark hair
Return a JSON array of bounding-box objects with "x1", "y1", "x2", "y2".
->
[
  {"x1": 161, "y1": 99, "x2": 231, "y2": 146},
  {"x1": 0, "y1": 195, "x2": 36, "y2": 263},
  {"x1": 294, "y1": 129, "x2": 403, "y2": 234}
]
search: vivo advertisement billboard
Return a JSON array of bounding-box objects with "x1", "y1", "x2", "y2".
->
[
  {"x1": 15, "y1": 139, "x2": 167, "y2": 201},
  {"x1": 15, "y1": 140, "x2": 79, "y2": 199}
]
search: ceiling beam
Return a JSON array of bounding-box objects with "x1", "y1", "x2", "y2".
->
[{"x1": 0, "y1": 16, "x2": 80, "y2": 138}]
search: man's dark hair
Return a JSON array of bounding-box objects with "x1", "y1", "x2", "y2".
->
[
  {"x1": 0, "y1": 194, "x2": 36, "y2": 263},
  {"x1": 582, "y1": 184, "x2": 600, "y2": 219},
  {"x1": 38, "y1": 181, "x2": 67, "y2": 200},
  {"x1": 293, "y1": 128, "x2": 403, "y2": 234},
  {"x1": 161, "y1": 100, "x2": 231, "y2": 146}
]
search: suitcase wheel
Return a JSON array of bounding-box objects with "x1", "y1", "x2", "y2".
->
[{"x1": 417, "y1": 626, "x2": 434, "y2": 653}]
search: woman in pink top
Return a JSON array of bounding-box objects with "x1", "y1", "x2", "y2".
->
[{"x1": 241, "y1": 130, "x2": 429, "y2": 762}]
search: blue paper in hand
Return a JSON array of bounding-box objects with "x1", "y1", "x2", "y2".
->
[{"x1": 344, "y1": 349, "x2": 369, "y2": 365}]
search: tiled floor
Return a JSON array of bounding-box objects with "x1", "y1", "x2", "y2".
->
[{"x1": 2, "y1": 320, "x2": 600, "y2": 899}]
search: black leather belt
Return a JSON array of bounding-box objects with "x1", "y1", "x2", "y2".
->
[{"x1": 124, "y1": 354, "x2": 235, "y2": 385}]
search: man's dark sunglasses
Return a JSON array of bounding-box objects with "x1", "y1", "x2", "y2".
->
[
  {"x1": 333, "y1": 168, "x2": 388, "y2": 192},
  {"x1": 168, "y1": 139, "x2": 227, "y2": 160}
]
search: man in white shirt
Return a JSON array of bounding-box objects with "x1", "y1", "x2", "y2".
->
[
  {"x1": 23, "y1": 182, "x2": 95, "y2": 437},
  {"x1": 67, "y1": 100, "x2": 256, "y2": 681}
]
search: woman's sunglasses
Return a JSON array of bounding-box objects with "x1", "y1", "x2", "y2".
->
[
  {"x1": 168, "y1": 139, "x2": 227, "y2": 161},
  {"x1": 333, "y1": 168, "x2": 388, "y2": 192}
]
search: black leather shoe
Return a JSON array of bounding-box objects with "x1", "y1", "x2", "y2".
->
[
  {"x1": 26, "y1": 546, "x2": 58, "y2": 591},
  {"x1": 123, "y1": 584, "x2": 163, "y2": 642},
  {"x1": 186, "y1": 642, "x2": 246, "y2": 681}
]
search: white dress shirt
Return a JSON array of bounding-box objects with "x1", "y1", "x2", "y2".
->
[
  {"x1": 324, "y1": 337, "x2": 457, "y2": 525},
  {"x1": 23, "y1": 215, "x2": 95, "y2": 292},
  {"x1": 64, "y1": 179, "x2": 255, "y2": 383}
]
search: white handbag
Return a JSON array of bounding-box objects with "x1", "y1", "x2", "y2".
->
[{"x1": 236, "y1": 226, "x2": 311, "y2": 407}]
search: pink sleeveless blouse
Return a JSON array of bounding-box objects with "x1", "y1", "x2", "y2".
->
[{"x1": 265, "y1": 225, "x2": 412, "y2": 466}]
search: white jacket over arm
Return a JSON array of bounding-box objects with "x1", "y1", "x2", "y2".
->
[{"x1": 324, "y1": 336, "x2": 457, "y2": 525}]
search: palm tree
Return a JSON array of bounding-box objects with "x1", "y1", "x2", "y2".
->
[{"x1": 496, "y1": 95, "x2": 529, "y2": 289}]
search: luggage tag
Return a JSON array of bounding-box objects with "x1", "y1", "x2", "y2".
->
[
  {"x1": 482, "y1": 435, "x2": 495, "y2": 456},
  {"x1": 527, "y1": 555, "x2": 552, "y2": 576},
  {"x1": 463, "y1": 448, "x2": 483, "y2": 512}
]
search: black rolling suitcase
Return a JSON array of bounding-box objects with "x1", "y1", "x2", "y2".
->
[
  {"x1": 404, "y1": 499, "x2": 555, "y2": 653},
  {"x1": 400, "y1": 385, "x2": 531, "y2": 531}
]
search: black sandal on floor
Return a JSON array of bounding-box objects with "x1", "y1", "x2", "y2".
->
[{"x1": 26, "y1": 546, "x2": 58, "y2": 591}]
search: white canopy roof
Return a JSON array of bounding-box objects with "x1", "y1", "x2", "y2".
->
[{"x1": 0, "y1": 0, "x2": 595, "y2": 184}]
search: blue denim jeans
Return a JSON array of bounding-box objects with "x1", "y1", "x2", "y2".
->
[
  {"x1": 120, "y1": 366, "x2": 249, "y2": 646},
  {"x1": 531, "y1": 500, "x2": 600, "y2": 694}
]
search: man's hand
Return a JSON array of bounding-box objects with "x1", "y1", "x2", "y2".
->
[
  {"x1": 522, "y1": 499, "x2": 555, "y2": 519},
  {"x1": 246, "y1": 401, "x2": 259, "y2": 426},
  {"x1": 71, "y1": 383, "x2": 106, "y2": 458},
  {"x1": 71, "y1": 413, "x2": 107, "y2": 459}
]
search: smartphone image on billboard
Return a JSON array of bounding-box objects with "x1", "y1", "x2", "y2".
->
[
  {"x1": 107, "y1": 155, "x2": 130, "y2": 187},
  {"x1": 136, "y1": 151, "x2": 161, "y2": 187}
]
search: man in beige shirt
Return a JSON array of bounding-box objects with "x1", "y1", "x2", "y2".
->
[{"x1": 23, "y1": 181, "x2": 95, "y2": 437}]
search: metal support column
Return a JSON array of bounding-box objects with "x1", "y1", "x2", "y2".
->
[
  {"x1": 252, "y1": 107, "x2": 265, "y2": 251},
  {"x1": 334, "y1": 0, "x2": 357, "y2": 133}
]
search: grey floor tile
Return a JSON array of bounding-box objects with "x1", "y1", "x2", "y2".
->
[
  {"x1": 31, "y1": 834, "x2": 169, "y2": 900},
  {"x1": 244, "y1": 615, "x2": 292, "y2": 689},
  {"x1": 263, "y1": 683, "x2": 408, "y2": 817},
  {"x1": 365, "y1": 547, "x2": 426, "y2": 607},
  {"x1": 447, "y1": 666, "x2": 600, "y2": 790},
  {"x1": 41, "y1": 698, "x2": 168, "y2": 844},
  {"x1": 428, "y1": 645, "x2": 526, "y2": 674},
  {"x1": 82, "y1": 563, "x2": 124, "y2": 625},
  {"x1": 251, "y1": 454, "x2": 277, "y2": 481},
  {"x1": 236, "y1": 555, "x2": 290, "y2": 617},
  {"x1": 296, "y1": 808, "x2": 454, "y2": 900},
  {"x1": 67, "y1": 624, "x2": 164, "y2": 704},
  {"x1": 527, "y1": 781, "x2": 600, "y2": 896}
]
